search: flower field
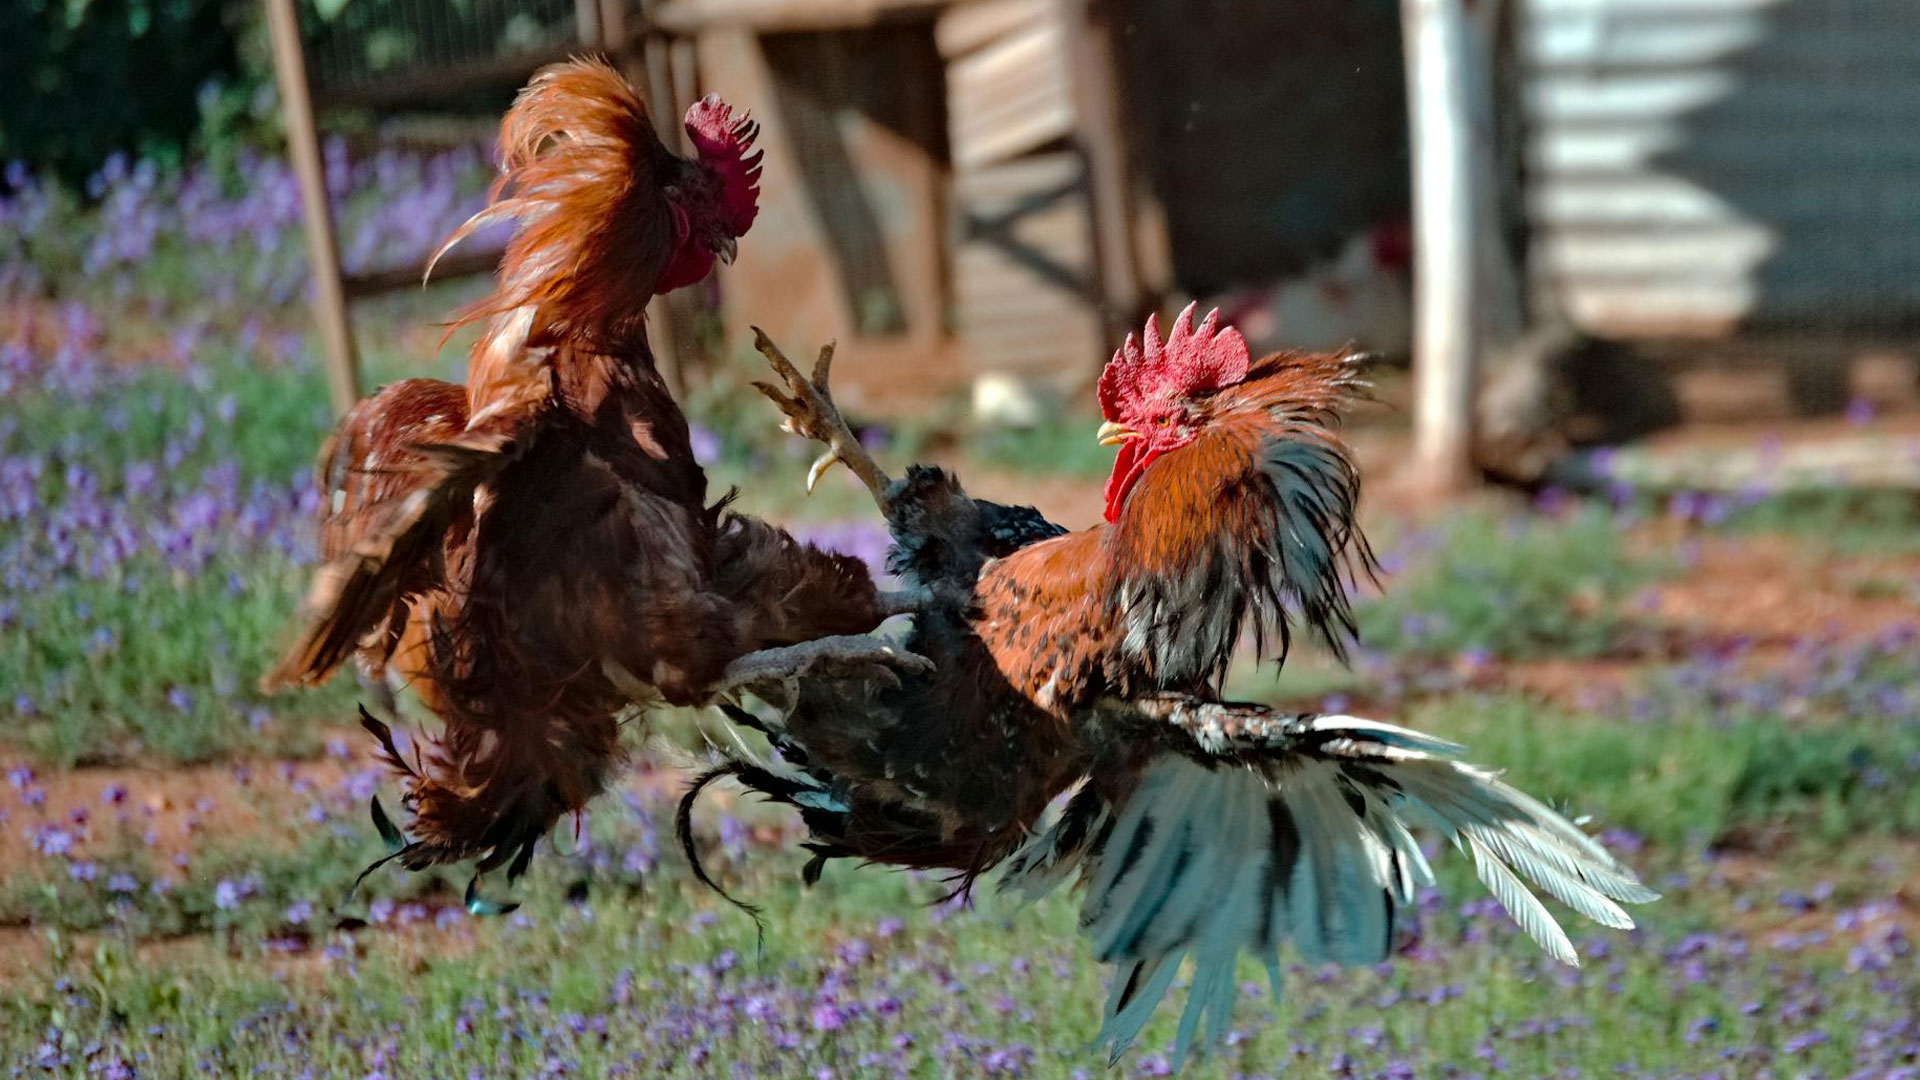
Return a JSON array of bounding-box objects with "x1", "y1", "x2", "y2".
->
[{"x1": 6, "y1": 146, "x2": 1920, "y2": 1078}]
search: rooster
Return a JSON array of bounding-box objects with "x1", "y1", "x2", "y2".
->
[
  {"x1": 263, "y1": 59, "x2": 916, "y2": 893},
  {"x1": 698, "y1": 311, "x2": 1654, "y2": 1063}
]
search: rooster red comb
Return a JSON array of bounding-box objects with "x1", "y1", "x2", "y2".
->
[
  {"x1": 1097, "y1": 302, "x2": 1250, "y2": 421},
  {"x1": 684, "y1": 94, "x2": 763, "y2": 236}
]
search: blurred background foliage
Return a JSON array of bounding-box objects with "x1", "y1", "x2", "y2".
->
[
  {"x1": 0, "y1": 0, "x2": 261, "y2": 187},
  {"x1": 0, "y1": 0, "x2": 555, "y2": 192}
]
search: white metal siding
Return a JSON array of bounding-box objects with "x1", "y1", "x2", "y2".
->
[{"x1": 1521, "y1": 0, "x2": 1920, "y2": 338}]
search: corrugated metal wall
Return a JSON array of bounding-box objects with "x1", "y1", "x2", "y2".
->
[{"x1": 1522, "y1": 0, "x2": 1920, "y2": 340}]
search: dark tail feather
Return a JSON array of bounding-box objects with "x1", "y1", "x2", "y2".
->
[
  {"x1": 675, "y1": 763, "x2": 767, "y2": 950},
  {"x1": 360, "y1": 705, "x2": 420, "y2": 779}
]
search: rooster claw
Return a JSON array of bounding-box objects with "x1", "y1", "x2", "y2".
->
[
  {"x1": 749, "y1": 327, "x2": 892, "y2": 508},
  {"x1": 805, "y1": 450, "x2": 842, "y2": 494},
  {"x1": 710, "y1": 634, "x2": 933, "y2": 699}
]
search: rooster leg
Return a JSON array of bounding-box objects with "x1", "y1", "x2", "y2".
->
[
  {"x1": 709, "y1": 633, "x2": 933, "y2": 700},
  {"x1": 1114, "y1": 695, "x2": 1470, "y2": 759},
  {"x1": 877, "y1": 587, "x2": 932, "y2": 618},
  {"x1": 749, "y1": 328, "x2": 893, "y2": 511}
]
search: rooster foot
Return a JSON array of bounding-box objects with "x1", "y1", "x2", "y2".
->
[
  {"x1": 711, "y1": 634, "x2": 934, "y2": 699},
  {"x1": 749, "y1": 328, "x2": 893, "y2": 508}
]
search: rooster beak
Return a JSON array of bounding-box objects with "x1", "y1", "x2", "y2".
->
[
  {"x1": 1096, "y1": 420, "x2": 1136, "y2": 446},
  {"x1": 715, "y1": 236, "x2": 738, "y2": 265}
]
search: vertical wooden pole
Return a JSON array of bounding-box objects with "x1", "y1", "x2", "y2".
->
[
  {"x1": 575, "y1": 0, "x2": 604, "y2": 47},
  {"x1": 1402, "y1": 0, "x2": 1479, "y2": 493},
  {"x1": 1056, "y1": 0, "x2": 1140, "y2": 337},
  {"x1": 264, "y1": 0, "x2": 360, "y2": 417}
]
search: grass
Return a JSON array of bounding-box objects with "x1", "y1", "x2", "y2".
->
[
  {"x1": 970, "y1": 413, "x2": 1117, "y2": 479},
  {"x1": 1413, "y1": 693, "x2": 1920, "y2": 851},
  {"x1": 1353, "y1": 504, "x2": 1666, "y2": 661},
  {"x1": 1, "y1": 350, "x2": 354, "y2": 765},
  {"x1": 1710, "y1": 489, "x2": 1920, "y2": 557},
  {"x1": 5, "y1": 785, "x2": 1913, "y2": 1079}
]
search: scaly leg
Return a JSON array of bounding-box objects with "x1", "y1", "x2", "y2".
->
[
  {"x1": 750, "y1": 328, "x2": 893, "y2": 512},
  {"x1": 708, "y1": 633, "x2": 934, "y2": 700},
  {"x1": 877, "y1": 587, "x2": 932, "y2": 618}
]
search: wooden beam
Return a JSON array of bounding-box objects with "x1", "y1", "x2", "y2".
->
[
  {"x1": 577, "y1": 0, "x2": 605, "y2": 46},
  {"x1": 264, "y1": 0, "x2": 360, "y2": 417},
  {"x1": 314, "y1": 47, "x2": 586, "y2": 111},
  {"x1": 637, "y1": 18, "x2": 689, "y2": 397},
  {"x1": 650, "y1": 0, "x2": 966, "y2": 33},
  {"x1": 1402, "y1": 0, "x2": 1479, "y2": 493},
  {"x1": 342, "y1": 245, "x2": 505, "y2": 299}
]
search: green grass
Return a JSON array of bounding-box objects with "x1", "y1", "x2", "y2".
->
[
  {"x1": 1, "y1": 802, "x2": 1904, "y2": 1079},
  {"x1": 2, "y1": 549, "x2": 350, "y2": 765},
  {"x1": 970, "y1": 412, "x2": 1117, "y2": 478},
  {"x1": 1, "y1": 352, "x2": 358, "y2": 765},
  {"x1": 1354, "y1": 504, "x2": 1667, "y2": 660},
  {"x1": 1710, "y1": 489, "x2": 1920, "y2": 557},
  {"x1": 1414, "y1": 694, "x2": 1920, "y2": 851}
]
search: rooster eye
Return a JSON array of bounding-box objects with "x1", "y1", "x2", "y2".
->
[{"x1": 1156, "y1": 416, "x2": 1172, "y2": 427}]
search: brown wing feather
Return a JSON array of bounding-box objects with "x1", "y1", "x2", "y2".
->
[
  {"x1": 262, "y1": 378, "x2": 487, "y2": 690},
  {"x1": 710, "y1": 512, "x2": 888, "y2": 648}
]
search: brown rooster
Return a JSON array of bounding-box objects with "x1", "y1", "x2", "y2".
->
[
  {"x1": 700, "y1": 311, "x2": 1654, "y2": 1062},
  {"x1": 264, "y1": 59, "x2": 916, "y2": 892}
]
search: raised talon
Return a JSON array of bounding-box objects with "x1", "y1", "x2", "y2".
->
[
  {"x1": 750, "y1": 326, "x2": 893, "y2": 508},
  {"x1": 805, "y1": 451, "x2": 841, "y2": 493}
]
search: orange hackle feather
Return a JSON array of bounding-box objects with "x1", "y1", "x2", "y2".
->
[{"x1": 431, "y1": 57, "x2": 677, "y2": 373}]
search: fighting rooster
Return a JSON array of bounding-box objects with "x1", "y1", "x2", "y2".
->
[
  {"x1": 701, "y1": 309, "x2": 1654, "y2": 1062},
  {"x1": 264, "y1": 59, "x2": 913, "y2": 891}
]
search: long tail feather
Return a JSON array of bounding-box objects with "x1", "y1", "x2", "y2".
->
[{"x1": 1001, "y1": 713, "x2": 1655, "y2": 1066}]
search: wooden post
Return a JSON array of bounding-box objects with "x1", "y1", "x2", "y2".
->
[
  {"x1": 1402, "y1": 0, "x2": 1478, "y2": 493},
  {"x1": 576, "y1": 0, "x2": 604, "y2": 46},
  {"x1": 1056, "y1": 0, "x2": 1140, "y2": 337},
  {"x1": 264, "y1": 0, "x2": 360, "y2": 417}
]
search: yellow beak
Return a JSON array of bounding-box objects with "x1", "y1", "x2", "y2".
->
[{"x1": 1096, "y1": 420, "x2": 1136, "y2": 446}]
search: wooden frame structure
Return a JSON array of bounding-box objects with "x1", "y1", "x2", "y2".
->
[
  {"x1": 267, "y1": 0, "x2": 1489, "y2": 489},
  {"x1": 263, "y1": 0, "x2": 689, "y2": 416}
]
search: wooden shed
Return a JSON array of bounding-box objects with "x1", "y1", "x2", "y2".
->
[
  {"x1": 652, "y1": 0, "x2": 1414, "y2": 418},
  {"x1": 658, "y1": 0, "x2": 1138, "y2": 417},
  {"x1": 273, "y1": 0, "x2": 1417, "y2": 423}
]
